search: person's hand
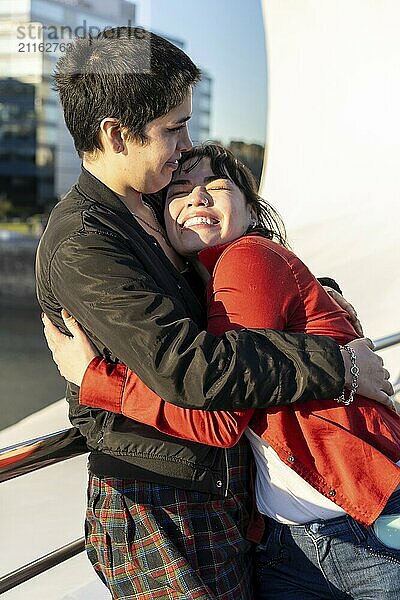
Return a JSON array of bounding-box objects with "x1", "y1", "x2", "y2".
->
[
  {"x1": 42, "y1": 310, "x2": 100, "y2": 386},
  {"x1": 323, "y1": 286, "x2": 363, "y2": 336},
  {"x1": 342, "y1": 338, "x2": 394, "y2": 408}
]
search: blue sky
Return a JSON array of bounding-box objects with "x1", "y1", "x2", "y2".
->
[{"x1": 132, "y1": 0, "x2": 267, "y2": 145}]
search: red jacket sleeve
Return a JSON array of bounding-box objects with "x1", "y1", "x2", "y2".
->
[
  {"x1": 80, "y1": 355, "x2": 251, "y2": 447},
  {"x1": 80, "y1": 237, "x2": 300, "y2": 446}
]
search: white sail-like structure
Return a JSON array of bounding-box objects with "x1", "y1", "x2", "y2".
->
[{"x1": 261, "y1": 0, "x2": 400, "y2": 375}]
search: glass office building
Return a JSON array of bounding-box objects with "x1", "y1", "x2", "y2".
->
[
  {"x1": 0, "y1": 0, "x2": 212, "y2": 214},
  {"x1": 0, "y1": 78, "x2": 37, "y2": 213},
  {"x1": 191, "y1": 73, "x2": 212, "y2": 144}
]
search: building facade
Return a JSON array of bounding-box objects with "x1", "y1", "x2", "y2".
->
[
  {"x1": 0, "y1": 0, "x2": 212, "y2": 214},
  {"x1": 190, "y1": 72, "x2": 212, "y2": 145},
  {"x1": 0, "y1": 78, "x2": 37, "y2": 214}
]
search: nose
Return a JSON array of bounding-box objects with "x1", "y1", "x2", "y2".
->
[
  {"x1": 178, "y1": 124, "x2": 193, "y2": 152},
  {"x1": 187, "y1": 186, "x2": 211, "y2": 206}
]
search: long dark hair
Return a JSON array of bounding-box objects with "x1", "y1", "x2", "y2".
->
[{"x1": 175, "y1": 143, "x2": 288, "y2": 247}]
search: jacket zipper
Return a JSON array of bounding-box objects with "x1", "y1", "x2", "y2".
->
[{"x1": 223, "y1": 448, "x2": 229, "y2": 497}]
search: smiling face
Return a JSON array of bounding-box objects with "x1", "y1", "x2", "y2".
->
[
  {"x1": 165, "y1": 157, "x2": 253, "y2": 255},
  {"x1": 120, "y1": 92, "x2": 193, "y2": 194}
]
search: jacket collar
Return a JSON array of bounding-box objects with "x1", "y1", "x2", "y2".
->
[
  {"x1": 76, "y1": 166, "x2": 130, "y2": 217},
  {"x1": 76, "y1": 166, "x2": 163, "y2": 220}
]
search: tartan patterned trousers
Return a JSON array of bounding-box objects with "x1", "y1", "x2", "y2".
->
[{"x1": 85, "y1": 444, "x2": 254, "y2": 599}]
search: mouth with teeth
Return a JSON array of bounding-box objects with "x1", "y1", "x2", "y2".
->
[{"x1": 181, "y1": 216, "x2": 219, "y2": 229}]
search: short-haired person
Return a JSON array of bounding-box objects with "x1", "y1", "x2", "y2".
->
[
  {"x1": 45, "y1": 144, "x2": 400, "y2": 599},
  {"x1": 37, "y1": 29, "x2": 393, "y2": 599}
]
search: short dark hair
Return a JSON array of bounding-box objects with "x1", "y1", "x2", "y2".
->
[
  {"x1": 53, "y1": 28, "x2": 201, "y2": 155},
  {"x1": 175, "y1": 143, "x2": 288, "y2": 247}
]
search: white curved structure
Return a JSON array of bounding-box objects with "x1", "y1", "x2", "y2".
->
[{"x1": 261, "y1": 0, "x2": 400, "y2": 375}]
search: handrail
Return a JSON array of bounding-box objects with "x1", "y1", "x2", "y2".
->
[
  {"x1": 0, "y1": 538, "x2": 85, "y2": 595},
  {"x1": 0, "y1": 426, "x2": 88, "y2": 483},
  {"x1": 373, "y1": 331, "x2": 400, "y2": 352},
  {"x1": 0, "y1": 330, "x2": 399, "y2": 594},
  {"x1": 0, "y1": 427, "x2": 88, "y2": 595}
]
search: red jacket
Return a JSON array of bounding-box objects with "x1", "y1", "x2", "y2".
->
[{"x1": 81, "y1": 235, "x2": 400, "y2": 527}]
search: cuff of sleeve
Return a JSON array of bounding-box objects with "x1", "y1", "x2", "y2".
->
[
  {"x1": 306, "y1": 336, "x2": 345, "y2": 399},
  {"x1": 79, "y1": 356, "x2": 127, "y2": 413}
]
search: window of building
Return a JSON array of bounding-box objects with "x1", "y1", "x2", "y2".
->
[
  {"x1": 0, "y1": 0, "x2": 30, "y2": 17},
  {"x1": 31, "y1": 0, "x2": 64, "y2": 23}
]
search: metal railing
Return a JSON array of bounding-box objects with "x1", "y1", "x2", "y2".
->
[
  {"x1": 0, "y1": 539, "x2": 85, "y2": 595},
  {"x1": 0, "y1": 331, "x2": 399, "y2": 594},
  {"x1": 0, "y1": 428, "x2": 88, "y2": 594},
  {"x1": 374, "y1": 331, "x2": 400, "y2": 352},
  {"x1": 0, "y1": 426, "x2": 88, "y2": 484},
  {"x1": 374, "y1": 332, "x2": 400, "y2": 396}
]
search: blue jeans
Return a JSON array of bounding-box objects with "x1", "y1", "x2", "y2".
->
[{"x1": 255, "y1": 489, "x2": 400, "y2": 599}]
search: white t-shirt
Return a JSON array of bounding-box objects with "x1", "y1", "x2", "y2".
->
[
  {"x1": 246, "y1": 428, "x2": 400, "y2": 525},
  {"x1": 245, "y1": 427, "x2": 346, "y2": 525}
]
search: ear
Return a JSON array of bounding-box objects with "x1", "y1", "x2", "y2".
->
[
  {"x1": 247, "y1": 204, "x2": 258, "y2": 227},
  {"x1": 99, "y1": 118, "x2": 124, "y2": 153}
]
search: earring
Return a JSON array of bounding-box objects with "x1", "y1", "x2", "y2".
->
[{"x1": 250, "y1": 218, "x2": 257, "y2": 228}]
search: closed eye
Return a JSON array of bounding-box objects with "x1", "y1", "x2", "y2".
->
[
  {"x1": 167, "y1": 125, "x2": 185, "y2": 133},
  {"x1": 167, "y1": 189, "x2": 190, "y2": 199}
]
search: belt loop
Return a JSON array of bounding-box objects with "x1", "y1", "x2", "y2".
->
[
  {"x1": 381, "y1": 487, "x2": 400, "y2": 516},
  {"x1": 276, "y1": 522, "x2": 285, "y2": 546},
  {"x1": 347, "y1": 516, "x2": 365, "y2": 544},
  {"x1": 261, "y1": 514, "x2": 275, "y2": 543}
]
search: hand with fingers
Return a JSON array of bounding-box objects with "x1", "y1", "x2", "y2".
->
[
  {"x1": 42, "y1": 310, "x2": 99, "y2": 386},
  {"x1": 341, "y1": 337, "x2": 394, "y2": 409},
  {"x1": 323, "y1": 286, "x2": 364, "y2": 337}
]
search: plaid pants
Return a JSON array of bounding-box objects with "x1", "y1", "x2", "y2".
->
[{"x1": 85, "y1": 442, "x2": 253, "y2": 599}]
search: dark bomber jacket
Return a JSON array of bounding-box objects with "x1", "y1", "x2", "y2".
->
[{"x1": 35, "y1": 167, "x2": 344, "y2": 495}]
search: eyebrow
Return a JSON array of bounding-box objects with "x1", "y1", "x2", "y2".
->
[{"x1": 169, "y1": 175, "x2": 227, "y2": 188}]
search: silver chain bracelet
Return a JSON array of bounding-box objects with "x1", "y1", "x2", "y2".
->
[{"x1": 335, "y1": 345, "x2": 360, "y2": 405}]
